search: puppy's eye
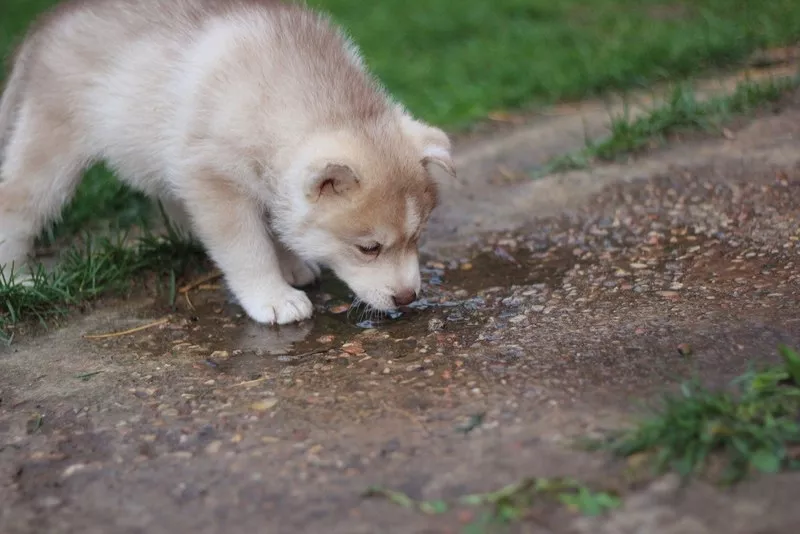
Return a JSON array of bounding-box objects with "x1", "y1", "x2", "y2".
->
[{"x1": 357, "y1": 243, "x2": 382, "y2": 256}]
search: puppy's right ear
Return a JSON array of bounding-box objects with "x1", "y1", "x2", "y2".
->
[
  {"x1": 306, "y1": 163, "x2": 360, "y2": 202},
  {"x1": 399, "y1": 113, "x2": 458, "y2": 181}
]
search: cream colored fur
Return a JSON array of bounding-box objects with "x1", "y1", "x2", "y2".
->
[{"x1": 0, "y1": 0, "x2": 455, "y2": 325}]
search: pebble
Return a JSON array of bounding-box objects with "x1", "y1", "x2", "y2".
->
[
  {"x1": 329, "y1": 304, "x2": 351, "y2": 314},
  {"x1": 205, "y1": 440, "x2": 223, "y2": 454},
  {"x1": 341, "y1": 342, "x2": 366, "y2": 355},
  {"x1": 427, "y1": 318, "x2": 445, "y2": 332},
  {"x1": 62, "y1": 464, "x2": 88, "y2": 478}
]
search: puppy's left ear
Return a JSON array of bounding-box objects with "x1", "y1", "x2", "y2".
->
[
  {"x1": 401, "y1": 115, "x2": 457, "y2": 179},
  {"x1": 306, "y1": 163, "x2": 360, "y2": 202}
]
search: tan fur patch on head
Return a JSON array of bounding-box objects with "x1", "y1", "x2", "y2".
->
[{"x1": 312, "y1": 170, "x2": 437, "y2": 253}]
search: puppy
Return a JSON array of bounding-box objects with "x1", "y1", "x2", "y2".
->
[{"x1": 0, "y1": 0, "x2": 455, "y2": 325}]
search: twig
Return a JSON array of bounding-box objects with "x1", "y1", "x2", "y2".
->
[
  {"x1": 184, "y1": 291, "x2": 195, "y2": 311},
  {"x1": 179, "y1": 271, "x2": 223, "y2": 294},
  {"x1": 230, "y1": 376, "x2": 269, "y2": 388},
  {"x1": 83, "y1": 317, "x2": 170, "y2": 339}
]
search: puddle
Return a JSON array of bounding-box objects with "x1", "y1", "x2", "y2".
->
[{"x1": 80, "y1": 244, "x2": 580, "y2": 381}]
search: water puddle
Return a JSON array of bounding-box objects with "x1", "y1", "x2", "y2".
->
[{"x1": 81, "y1": 242, "x2": 579, "y2": 381}]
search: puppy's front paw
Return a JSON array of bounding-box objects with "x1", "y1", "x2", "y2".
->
[
  {"x1": 239, "y1": 287, "x2": 314, "y2": 325},
  {"x1": 278, "y1": 250, "x2": 321, "y2": 288}
]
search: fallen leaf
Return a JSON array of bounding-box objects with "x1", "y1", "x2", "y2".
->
[{"x1": 250, "y1": 399, "x2": 279, "y2": 412}]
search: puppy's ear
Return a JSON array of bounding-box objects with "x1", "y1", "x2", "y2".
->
[
  {"x1": 400, "y1": 115, "x2": 457, "y2": 179},
  {"x1": 307, "y1": 163, "x2": 360, "y2": 201}
]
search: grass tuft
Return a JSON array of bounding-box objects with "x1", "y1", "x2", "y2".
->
[
  {"x1": 0, "y1": 224, "x2": 207, "y2": 343},
  {"x1": 364, "y1": 476, "x2": 621, "y2": 531},
  {"x1": 540, "y1": 75, "x2": 800, "y2": 175},
  {"x1": 597, "y1": 346, "x2": 800, "y2": 484}
]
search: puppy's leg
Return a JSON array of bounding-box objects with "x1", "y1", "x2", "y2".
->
[
  {"x1": 180, "y1": 174, "x2": 313, "y2": 325},
  {"x1": 274, "y1": 240, "x2": 321, "y2": 288},
  {"x1": 0, "y1": 102, "x2": 88, "y2": 275}
]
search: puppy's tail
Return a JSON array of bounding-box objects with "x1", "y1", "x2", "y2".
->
[{"x1": 0, "y1": 39, "x2": 33, "y2": 170}]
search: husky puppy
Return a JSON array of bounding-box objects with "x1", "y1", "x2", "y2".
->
[{"x1": 0, "y1": 0, "x2": 455, "y2": 324}]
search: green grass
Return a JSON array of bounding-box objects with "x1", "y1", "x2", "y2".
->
[
  {"x1": 598, "y1": 346, "x2": 800, "y2": 484},
  {"x1": 0, "y1": 225, "x2": 207, "y2": 343},
  {"x1": 3, "y1": 0, "x2": 800, "y2": 128},
  {"x1": 541, "y1": 74, "x2": 800, "y2": 175},
  {"x1": 363, "y1": 476, "x2": 621, "y2": 532}
]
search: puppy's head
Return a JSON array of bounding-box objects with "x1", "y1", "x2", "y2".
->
[{"x1": 277, "y1": 112, "x2": 455, "y2": 311}]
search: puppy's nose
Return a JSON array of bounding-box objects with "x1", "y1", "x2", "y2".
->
[{"x1": 392, "y1": 289, "x2": 417, "y2": 307}]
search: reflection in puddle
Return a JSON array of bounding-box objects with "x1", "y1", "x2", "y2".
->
[{"x1": 234, "y1": 320, "x2": 314, "y2": 355}]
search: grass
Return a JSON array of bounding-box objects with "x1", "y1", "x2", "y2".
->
[
  {"x1": 541, "y1": 74, "x2": 800, "y2": 175},
  {"x1": 0, "y1": 223, "x2": 207, "y2": 343},
  {"x1": 3, "y1": 1, "x2": 800, "y2": 129},
  {"x1": 598, "y1": 345, "x2": 800, "y2": 484},
  {"x1": 363, "y1": 476, "x2": 621, "y2": 532}
]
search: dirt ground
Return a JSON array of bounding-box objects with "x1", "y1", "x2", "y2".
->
[{"x1": 2, "y1": 83, "x2": 800, "y2": 534}]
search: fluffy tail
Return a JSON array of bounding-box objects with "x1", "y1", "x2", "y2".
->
[{"x1": 0, "y1": 40, "x2": 33, "y2": 168}]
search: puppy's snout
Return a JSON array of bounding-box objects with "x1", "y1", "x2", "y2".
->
[{"x1": 392, "y1": 289, "x2": 417, "y2": 307}]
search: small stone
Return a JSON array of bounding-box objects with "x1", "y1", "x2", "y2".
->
[
  {"x1": 209, "y1": 350, "x2": 229, "y2": 360},
  {"x1": 669, "y1": 282, "x2": 684, "y2": 290},
  {"x1": 203, "y1": 379, "x2": 216, "y2": 386},
  {"x1": 677, "y1": 343, "x2": 692, "y2": 357},
  {"x1": 341, "y1": 342, "x2": 366, "y2": 355},
  {"x1": 460, "y1": 263, "x2": 473, "y2": 271},
  {"x1": 382, "y1": 367, "x2": 391, "y2": 375},
  {"x1": 205, "y1": 440, "x2": 223, "y2": 454},
  {"x1": 531, "y1": 305, "x2": 545, "y2": 313},
  {"x1": 509, "y1": 315, "x2": 527, "y2": 324},
  {"x1": 427, "y1": 318, "x2": 445, "y2": 332},
  {"x1": 62, "y1": 464, "x2": 87, "y2": 478},
  {"x1": 657, "y1": 291, "x2": 680, "y2": 299},
  {"x1": 329, "y1": 304, "x2": 350, "y2": 314},
  {"x1": 317, "y1": 335, "x2": 335, "y2": 343}
]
